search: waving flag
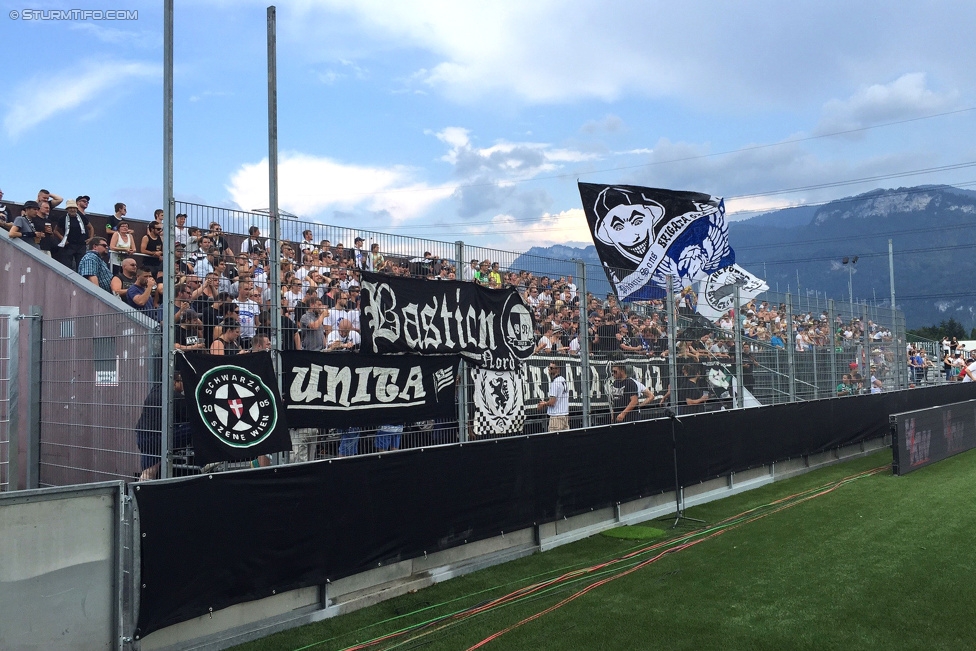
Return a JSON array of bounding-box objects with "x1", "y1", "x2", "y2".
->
[{"x1": 578, "y1": 183, "x2": 734, "y2": 300}]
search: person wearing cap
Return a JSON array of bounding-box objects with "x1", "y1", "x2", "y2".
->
[
  {"x1": 53, "y1": 198, "x2": 93, "y2": 271},
  {"x1": 174, "y1": 242, "x2": 194, "y2": 275},
  {"x1": 9, "y1": 201, "x2": 43, "y2": 248},
  {"x1": 77, "y1": 237, "x2": 113, "y2": 292},
  {"x1": 75, "y1": 195, "x2": 90, "y2": 216},
  {"x1": 352, "y1": 236, "x2": 367, "y2": 270},
  {"x1": 168, "y1": 211, "x2": 186, "y2": 244}
]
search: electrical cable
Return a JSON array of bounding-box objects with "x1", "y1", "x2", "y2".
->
[{"x1": 289, "y1": 465, "x2": 887, "y2": 651}]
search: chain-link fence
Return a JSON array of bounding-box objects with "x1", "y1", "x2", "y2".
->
[{"x1": 19, "y1": 201, "x2": 921, "y2": 485}]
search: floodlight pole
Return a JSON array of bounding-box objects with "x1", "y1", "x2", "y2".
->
[
  {"x1": 160, "y1": 0, "x2": 175, "y2": 479},
  {"x1": 267, "y1": 7, "x2": 282, "y2": 354}
]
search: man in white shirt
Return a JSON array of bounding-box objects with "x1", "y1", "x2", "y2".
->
[
  {"x1": 960, "y1": 356, "x2": 976, "y2": 382},
  {"x1": 537, "y1": 361, "x2": 569, "y2": 431},
  {"x1": 174, "y1": 213, "x2": 190, "y2": 246},
  {"x1": 326, "y1": 319, "x2": 360, "y2": 352}
]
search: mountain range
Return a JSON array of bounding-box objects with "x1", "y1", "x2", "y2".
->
[{"x1": 513, "y1": 184, "x2": 976, "y2": 329}]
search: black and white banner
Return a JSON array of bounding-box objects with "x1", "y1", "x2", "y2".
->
[
  {"x1": 360, "y1": 271, "x2": 535, "y2": 370},
  {"x1": 578, "y1": 183, "x2": 735, "y2": 301},
  {"x1": 695, "y1": 264, "x2": 769, "y2": 323},
  {"x1": 281, "y1": 350, "x2": 460, "y2": 429},
  {"x1": 176, "y1": 352, "x2": 291, "y2": 465},
  {"x1": 520, "y1": 355, "x2": 670, "y2": 410},
  {"x1": 472, "y1": 369, "x2": 524, "y2": 437}
]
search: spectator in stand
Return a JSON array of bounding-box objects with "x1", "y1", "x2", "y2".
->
[
  {"x1": 0, "y1": 188, "x2": 8, "y2": 230},
  {"x1": 111, "y1": 257, "x2": 139, "y2": 300},
  {"x1": 78, "y1": 237, "x2": 113, "y2": 292},
  {"x1": 836, "y1": 374, "x2": 853, "y2": 397},
  {"x1": 173, "y1": 212, "x2": 189, "y2": 246},
  {"x1": 140, "y1": 222, "x2": 164, "y2": 275},
  {"x1": 617, "y1": 323, "x2": 643, "y2": 354},
  {"x1": 37, "y1": 188, "x2": 64, "y2": 210},
  {"x1": 474, "y1": 260, "x2": 491, "y2": 285},
  {"x1": 210, "y1": 317, "x2": 242, "y2": 356},
  {"x1": 234, "y1": 279, "x2": 260, "y2": 348},
  {"x1": 370, "y1": 242, "x2": 385, "y2": 273},
  {"x1": 534, "y1": 322, "x2": 560, "y2": 354},
  {"x1": 75, "y1": 195, "x2": 90, "y2": 217},
  {"x1": 8, "y1": 200, "x2": 43, "y2": 249},
  {"x1": 463, "y1": 258, "x2": 478, "y2": 282},
  {"x1": 298, "y1": 229, "x2": 317, "y2": 257},
  {"x1": 591, "y1": 314, "x2": 620, "y2": 357},
  {"x1": 55, "y1": 199, "x2": 94, "y2": 271},
  {"x1": 299, "y1": 297, "x2": 328, "y2": 351},
  {"x1": 326, "y1": 318, "x2": 360, "y2": 351},
  {"x1": 106, "y1": 203, "x2": 126, "y2": 234},
  {"x1": 127, "y1": 269, "x2": 161, "y2": 320},
  {"x1": 174, "y1": 243, "x2": 193, "y2": 275},
  {"x1": 32, "y1": 201, "x2": 58, "y2": 257},
  {"x1": 242, "y1": 225, "x2": 265, "y2": 255},
  {"x1": 175, "y1": 309, "x2": 207, "y2": 351},
  {"x1": 108, "y1": 221, "x2": 135, "y2": 272},
  {"x1": 208, "y1": 222, "x2": 231, "y2": 255},
  {"x1": 352, "y1": 237, "x2": 368, "y2": 270}
]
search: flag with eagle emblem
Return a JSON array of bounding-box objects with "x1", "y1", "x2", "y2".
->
[{"x1": 176, "y1": 351, "x2": 291, "y2": 465}]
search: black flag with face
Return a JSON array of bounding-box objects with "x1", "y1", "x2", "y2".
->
[{"x1": 176, "y1": 351, "x2": 290, "y2": 465}]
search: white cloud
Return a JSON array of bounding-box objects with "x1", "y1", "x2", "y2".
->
[
  {"x1": 225, "y1": 152, "x2": 455, "y2": 223},
  {"x1": 3, "y1": 59, "x2": 159, "y2": 138},
  {"x1": 816, "y1": 73, "x2": 958, "y2": 134},
  {"x1": 284, "y1": 1, "x2": 976, "y2": 108},
  {"x1": 493, "y1": 208, "x2": 591, "y2": 247},
  {"x1": 581, "y1": 114, "x2": 625, "y2": 134}
]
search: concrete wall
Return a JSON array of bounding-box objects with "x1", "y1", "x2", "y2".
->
[{"x1": 0, "y1": 482, "x2": 122, "y2": 650}]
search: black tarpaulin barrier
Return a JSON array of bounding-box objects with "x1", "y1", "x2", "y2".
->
[
  {"x1": 133, "y1": 421, "x2": 674, "y2": 638},
  {"x1": 134, "y1": 383, "x2": 976, "y2": 638}
]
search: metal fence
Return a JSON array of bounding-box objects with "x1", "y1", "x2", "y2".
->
[
  {"x1": 38, "y1": 310, "x2": 160, "y2": 487},
  {"x1": 13, "y1": 201, "x2": 923, "y2": 485},
  {"x1": 0, "y1": 309, "x2": 15, "y2": 491}
]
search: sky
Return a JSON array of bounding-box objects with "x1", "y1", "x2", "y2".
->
[{"x1": 3, "y1": 0, "x2": 976, "y2": 252}]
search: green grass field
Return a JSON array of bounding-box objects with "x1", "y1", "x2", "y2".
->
[{"x1": 233, "y1": 448, "x2": 976, "y2": 651}]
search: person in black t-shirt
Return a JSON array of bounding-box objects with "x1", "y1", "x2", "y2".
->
[
  {"x1": 677, "y1": 364, "x2": 710, "y2": 415},
  {"x1": 610, "y1": 363, "x2": 639, "y2": 423}
]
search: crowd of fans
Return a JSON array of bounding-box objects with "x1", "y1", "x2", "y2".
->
[{"x1": 2, "y1": 187, "x2": 956, "y2": 472}]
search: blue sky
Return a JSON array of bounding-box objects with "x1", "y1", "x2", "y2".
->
[{"x1": 3, "y1": 0, "x2": 976, "y2": 250}]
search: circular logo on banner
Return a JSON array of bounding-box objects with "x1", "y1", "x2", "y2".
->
[
  {"x1": 502, "y1": 295, "x2": 535, "y2": 361},
  {"x1": 195, "y1": 365, "x2": 278, "y2": 448}
]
